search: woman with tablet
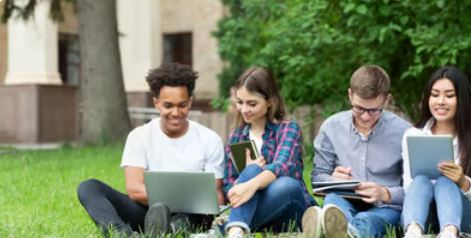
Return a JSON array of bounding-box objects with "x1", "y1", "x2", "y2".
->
[
  {"x1": 402, "y1": 66, "x2": 471, "y2": 238},
  {"x1": 222, "y1": 67, "x2": 315, "y2": 238}
]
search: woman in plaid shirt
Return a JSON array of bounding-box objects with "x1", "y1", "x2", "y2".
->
[{"x1": 223, "y1": 67, "x2": 316, "y2": 238}]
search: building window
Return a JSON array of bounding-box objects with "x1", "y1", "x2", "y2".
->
[
  {"x1": 163, "y1": 32, "x2": 192, "y2": 67},
  {"x1": 58, "y1": 33, "x2": 80, "y2": 86}
]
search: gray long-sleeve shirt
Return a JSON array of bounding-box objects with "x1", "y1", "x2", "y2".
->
[{"x1": 312, "y1": 110, "x2": 411, "y2": 209}]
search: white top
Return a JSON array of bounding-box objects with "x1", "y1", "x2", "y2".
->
[
  {"x1": 402, "y1": 118, "x2": 471, "y2": 200},
  {"x1": 249, "y1": 130, "x2": 263, "y2": 156},
  {"x1": 121, "y1": 118, "x2": 225, "y2": 178}
]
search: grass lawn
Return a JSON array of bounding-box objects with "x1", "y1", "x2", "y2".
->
[
  {"x1": 0, "y1": 144, "x2": 315, "y2": 237},
  {"x1": 0, "y1": 144, "x2": 125, "y2": 237}
]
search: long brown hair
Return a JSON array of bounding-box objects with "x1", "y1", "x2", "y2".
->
[{"x1": 234, "y1": 67, "x2": 286, "y2": 127}]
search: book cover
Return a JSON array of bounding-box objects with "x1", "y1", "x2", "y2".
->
[
  {"x1": 229, "y1": 140, "x2": 260, "y2": 173},
  {"x1": 312, "y1": 180, "x2": 361, "y2": 192},
  {"x1": 313, "y1": 191, "x2": 366, "y2": 200},
  {"x1": 312, "y1": 180, "x2": 364, "y2": 200}
]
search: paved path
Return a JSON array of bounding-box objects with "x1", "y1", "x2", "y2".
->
[{"x1": 0, "y1": 143, "x2": 63, "y2": 155}]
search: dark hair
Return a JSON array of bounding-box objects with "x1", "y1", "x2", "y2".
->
[
  {"x1": 417, "y1": 66, "x2": 471, "y2": 176},
  {"x1": 146, "y1": 63, "x2": 198, "y2": 98},
  {"x1": 350, "y1": 65, "x2": 390, "y2": 98},
  {"x1": 234, "y1": 67, "x2": 286, "y2": 127}
]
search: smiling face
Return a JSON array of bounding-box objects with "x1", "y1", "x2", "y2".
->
[
  {"x1": 428, "y1": 78, "x2": 457, "y2": 124},
  {"x1": 153, "y1": 86, "x2": 192, "y2": 138},
  {"x1": 235, "y1": 86, "x2": 270, "y2": 126},
  {"x1": 349, "y1": 89, "x2": 388, "y2": 132}
]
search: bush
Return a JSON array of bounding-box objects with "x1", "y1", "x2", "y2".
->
[{"x1": 214, "y1": 0, "x2": 471, "y2": 121}]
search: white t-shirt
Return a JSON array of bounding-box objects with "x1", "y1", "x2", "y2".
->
[
  {"x1": 402, "y1": 118, "x2": 471, "y2": 201},
  {"x1": 121, "y1": 118, "x2": 224, "y2": 178}
]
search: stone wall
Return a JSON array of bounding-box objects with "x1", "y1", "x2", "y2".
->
[
  {"x1": 161, "y1": 0, "x2": 224, "y2": 100},
  {"x1": 58, "y1": 2, "x2": 79, "y2": 34},
  {"x1": 0, "y1": 85, "x2": 78, "y2": 143}
]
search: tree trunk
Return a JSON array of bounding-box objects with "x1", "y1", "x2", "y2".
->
[{"x1": 76, "y1": 0, "x2": 131, "y2": 144}]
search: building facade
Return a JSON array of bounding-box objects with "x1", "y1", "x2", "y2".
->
[{"x1": 0, "y1": 0, "x2": 228, "y2": 143}]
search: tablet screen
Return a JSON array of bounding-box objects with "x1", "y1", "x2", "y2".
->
[{"x1": 407, "y1": 135, "x2": 454, "y2": 179}]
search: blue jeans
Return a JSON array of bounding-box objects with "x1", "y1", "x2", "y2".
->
[
  {"x1": 225, "y1": 165, "x2": 309, "y2": 232},
  {"x1": 463, "y1": 193, "x2": 471, "y2": 233},
  {"x1": 324, "y1": 193, "x2": 401, "y2": 238},
  {"x1": 402, "y1": 175, "x2": 463, "y2": 232}
]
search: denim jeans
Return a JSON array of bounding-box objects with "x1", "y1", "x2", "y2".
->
[
  {"x1": 324, "y1": 192, "x2": 401, "y2": 238},
  {"x1": 462, "y1": 193, "x2": 471, "y2": 233},
  {"x1": 77, "y1": 179, "x2": 148, "y2": 235},
  {"x1": 402, "y1": 175, "x2": 463, "y2": 232},
  {"x1": 225, "y1": 164, "x2": 310, "y2": 233}
]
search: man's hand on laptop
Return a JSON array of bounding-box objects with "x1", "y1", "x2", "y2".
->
[
  {"x1": 227, "y1": 182, "x2": 257, "y2": 208},
  {"x1": 332, "y1": 166, "x2": 352, "y2": 180},
  {"x1": 355, "y1": 182, "x2": 391, "y2": 204}
]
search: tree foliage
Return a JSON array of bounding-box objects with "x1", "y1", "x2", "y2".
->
[
  {"x1": 1, "y1": 0, "x2": 66, "y2": 22},
  {"x1": 214, "y1": 0, "x2": 471, "y2": 120}
]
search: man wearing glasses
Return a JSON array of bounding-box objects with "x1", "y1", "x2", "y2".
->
[{"x1": 302, "y1": 65, "x2": 411, "y2": 238}]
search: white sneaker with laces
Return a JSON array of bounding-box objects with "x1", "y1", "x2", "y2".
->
[
  {"x1": 437, "y1": 230, "x2": 459, "y2": 238},
  {"x1": 321, "y1": 204, "x2": 348, "y2": 238},
  {"x1": 403, "y1": 223, "x2": 424, "y2": 238},
  {"x1": 302, "y1": 206, "x2": 322, "y2": 238},
  {"x1": 190, "y1": 229, "x2": 218, "y2": 238},
  {"x1": 227, "y1": 227, "x2": 245, "y2": 238}
]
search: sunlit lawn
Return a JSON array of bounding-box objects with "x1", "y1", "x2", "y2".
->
[
  {"x1": 0, "y1": 144, "x2": 314, "y2": 237},
  {"x1": 0, "y1": 144, "x2": 124, "y2": 237}
]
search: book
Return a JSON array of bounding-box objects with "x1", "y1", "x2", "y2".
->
[
  {"x1": 229, "y1": 140, "x2": 260, "y2": 173},
  {"x1": 312, "y1": 180, "x2": 364, "y2": 200},
  {"x1": 313, "y1": 191, "x2": 366, "y2": 201},
  {"x1": 311, "y1": 180, "x2": 361, "y2": 193}
]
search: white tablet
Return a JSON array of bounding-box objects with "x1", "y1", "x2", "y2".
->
[{"x1": 407, "y1": 135, "x2": 454, "y2": 179}]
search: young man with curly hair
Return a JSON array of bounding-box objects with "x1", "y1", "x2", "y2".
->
[{"x1": 77, "y1": 63, "x2": 225, "y2": 237}]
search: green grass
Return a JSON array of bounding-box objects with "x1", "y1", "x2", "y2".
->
[
  {"x1": 0, "y1": 144, "x2": 125, "y2": 237},
  {"x1": 0, "y1": 144, "x2": 316, "y2": 237}
]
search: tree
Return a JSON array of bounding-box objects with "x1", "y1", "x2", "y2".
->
[
  {"x1": 214, "y1": 0, "x2": 471, "y2": 121},
  {"x1": 2, "y1": 0, "x2": 131, "y2": 144},
  {"x1": 76, "y1": 0, "x2": 130, "y2": 144}
]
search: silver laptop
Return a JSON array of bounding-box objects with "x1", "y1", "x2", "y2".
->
[
  {"x1": 407, "y1": 135, "x2": 454, "y2": 179},
  {"x1": 144, "y1": 171, "x2": 228, "y2": 214}
]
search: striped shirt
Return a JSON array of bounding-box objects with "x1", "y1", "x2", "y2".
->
[{"x1": 223, "y1": 120, "x2": 315, "y2": 207}]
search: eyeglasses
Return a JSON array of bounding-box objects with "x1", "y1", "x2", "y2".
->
[{"x1": 351, "y1": 105, "x2": 383, "y2": 116}]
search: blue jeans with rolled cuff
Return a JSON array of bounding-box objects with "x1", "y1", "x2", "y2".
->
[
  {"x1": 402, "y1": 175, "x2": 463, "y2": 233},
  {"x1": 225, "y1": 164, "x2": 310, "y2": 233},
  {"x1": 324, "y1": 192, "x2": 401, "y2": 237}
]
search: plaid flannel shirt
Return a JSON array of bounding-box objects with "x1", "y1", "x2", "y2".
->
[{"x1": 223, "y1": 120, "x2": 315, "y2": 207}]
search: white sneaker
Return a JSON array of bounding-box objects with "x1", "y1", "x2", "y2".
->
[
  {"x1": 227, "y1": 227, "x2": 245, "y2": 238},
  {"x1": 403, "y1": 223, "x2": 424, "y2": 238},
  {"x1": 214, "y1": 213, "x2": 229, "y2": 225},
  {"x1": 437, "y1": 230, "x2": 459, "y2": 238},
  {"x1": 190, "y1": 229, "x2": 218, "y2": 238},
  {"x1": 321, "y1": 204, "x2": 348, "y2": 238},
  {"x1": 302, "y1": 206, "x2": 322, "y2": 238}
]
